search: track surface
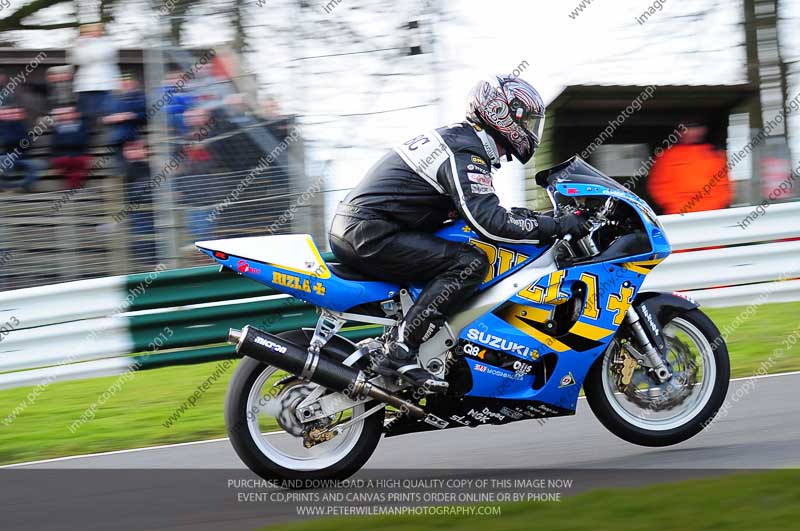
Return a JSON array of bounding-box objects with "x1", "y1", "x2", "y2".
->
[{"x1": 2, "y1": 372, "x2": 799, "y2": 531}]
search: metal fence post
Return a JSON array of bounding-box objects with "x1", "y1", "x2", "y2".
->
[{"x1": 145, "y1": 22, "x2": 180, "y2": 270}]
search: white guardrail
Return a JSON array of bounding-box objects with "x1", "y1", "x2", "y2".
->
[
  {"x1": 0, "y1": 202, "x2": 798, "y2": 391},
  {"x1": 644, "y1": 201, "x2": 800, "y2": 307}
]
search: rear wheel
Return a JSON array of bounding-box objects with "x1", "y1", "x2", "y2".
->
[
  {"x1": 225, "y1": 330, "x2": 384, "y2": 483},
  {"x1": 584, "y1": 308, "x2": 729, "y2": 446}
]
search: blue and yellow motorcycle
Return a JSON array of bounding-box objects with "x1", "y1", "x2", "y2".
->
[{"x1": 198, "y1": 157, "x2": 730, "y2": 482}]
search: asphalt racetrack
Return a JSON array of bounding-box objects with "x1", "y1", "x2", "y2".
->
[{"x1": 2, "y1": 372, "x2": 798, "y2": 531}]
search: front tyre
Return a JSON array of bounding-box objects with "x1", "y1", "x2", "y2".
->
[
  {"x1": 584, "y1": 309, "x2": 730, "y2": 447},
  {"x1": 225, "y1": 330, "x2": 384, "y2": 483}
]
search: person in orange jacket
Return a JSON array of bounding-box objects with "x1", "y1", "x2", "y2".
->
[{"x1": 647, "y1": 123, "x2": 732, "y2": 215}]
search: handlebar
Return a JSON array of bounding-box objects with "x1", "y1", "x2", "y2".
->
[{"x1": 556, "y1": 197, "x2": 617, "y2": 251}]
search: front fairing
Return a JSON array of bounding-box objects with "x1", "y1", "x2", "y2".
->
[{"x1": 536, "y1": 156, "x2": 670, "y2": 260}]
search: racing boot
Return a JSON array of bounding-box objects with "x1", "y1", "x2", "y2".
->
[{"x1": 371, "y1": 307, "x2": 449, "y2": 392}]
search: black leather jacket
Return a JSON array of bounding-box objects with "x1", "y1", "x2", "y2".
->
[{"x1": 338, "y1": 121, "x2": 555, "y2": 245}]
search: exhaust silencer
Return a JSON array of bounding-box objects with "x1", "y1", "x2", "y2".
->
[{"x1": 228, "y1": 326, "x2": 425, "y2": 418}]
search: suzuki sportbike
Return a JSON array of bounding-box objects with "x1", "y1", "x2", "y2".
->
[{"x1": 197, "y1": 157, "x2": 730, "y2": 482}]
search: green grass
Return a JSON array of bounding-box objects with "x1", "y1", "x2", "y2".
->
[
  {"x1": 706, "y1": 301, "x2": 800, "y2": 376},
  {"x1": 254, "y1": 469, "x2": 800, "y2": 531},
  {"x1": 0, "y1": 359, "x2": 243, "y2": 464},
  {"x1": 0, "y1": 301, "x2": 798, "y2": 466}
]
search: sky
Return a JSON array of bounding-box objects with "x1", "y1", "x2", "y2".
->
[{"x1": 4, "y1": 0, "x2": 800, "y2": 212}]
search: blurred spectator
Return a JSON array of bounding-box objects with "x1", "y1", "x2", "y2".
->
[
  {"x1": 210, "y1": 93, "x2": 267, "y2": 173},
  {"x1": 176, "y1": 107, "x2": 217, "y2": 241},
  {"x1": 69, "y1": 22, "x2": 120, "y2": 133},
  {"x1": 0, "y1": 220, "x2": 9, "y2": 291},
  {"x1": 647, "y1": 123, "x2": 732, "y2": 214},
  {"x1": 222, "y1": 93, "x2": 257, "y2": 128},
  {"x1": 163, "y1": 70, "x2": 196, "y2": 138},
  {"x1": 2, "y1": 72, "x2": 44, "y2": 117},
  {"x1": 122, "y1": 139, "x2": 156, "y2": 264},
  {"x1": 191, "y1": 61, "x2": 233, "y2": 112},
  {"x1": 260, "y1": 97, "x2": 283, "y2": 121},
  {"x1": 259, "y1": 95, "x2": 291, "y2": 147},
  {"x1": 102, "y1": 75, "x2": 147, "y2": 165},
  {"x1": 0, "y1": 106, "x2": 46, "y2": 193},
  {"x1": 0, "y1": 74, "x2": 15, "y2": 108},
  {"x1": 46, "y1": 66, "x2": 75, "y2": 108},
  {"x1": 50, "y1": 106, "x2": 91, "y2": 190}
]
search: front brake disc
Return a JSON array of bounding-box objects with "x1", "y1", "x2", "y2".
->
[{"x1": 618, "y1": 336, "x2": 699, "y2": 411}]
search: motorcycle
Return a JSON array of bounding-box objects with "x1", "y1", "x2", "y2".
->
[{"x1": 196, "y1": 156, "x2": 730, "y2": 482}]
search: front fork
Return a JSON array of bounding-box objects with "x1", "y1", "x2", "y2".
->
[{"x1": 623, "y1": 307, "x2": 672, "y2": 383}]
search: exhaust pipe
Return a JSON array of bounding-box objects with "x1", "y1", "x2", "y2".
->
[{"x1": 228, "y1": 326, "x2": 425, "y2": 418}]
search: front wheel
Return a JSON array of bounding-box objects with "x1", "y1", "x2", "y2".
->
[
  {"x1": 584, "y1": 308, "x2": 730, "y2": 447},
  {"x1": 225, "y1": 330, "x2": 384, "y2": 483}
]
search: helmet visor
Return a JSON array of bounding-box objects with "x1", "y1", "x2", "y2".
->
[{"x1": 522, "y1": 113, "x2": 545, "y2": 145}]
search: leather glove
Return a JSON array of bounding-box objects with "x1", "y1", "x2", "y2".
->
[{"x1": 554, "y1": 212, "x2": 590, "y2": 240}]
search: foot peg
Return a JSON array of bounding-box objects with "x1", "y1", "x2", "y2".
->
[
  {"x1": 371, "y1": 340, "x2": 449, "y2": 393},
  {"x1": 397, "y1": 365, "x2": 449, "y2": 392}
]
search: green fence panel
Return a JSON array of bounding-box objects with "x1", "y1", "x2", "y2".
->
[
  {"x1": 130, "y1": 305, "x2": 320, "y2": 352},
  {"x1": 127, "y1": 252, "x2": 337, "y2": 312},
  {"x1": 133, "y1": 325, "x2": 384, "y2": 372},
  {"x1": 133, "y1": 345, "x2": 237, "y2": 371},
  {"x1": 127, "y1": 266, "x2": 277, "y2": 312}
]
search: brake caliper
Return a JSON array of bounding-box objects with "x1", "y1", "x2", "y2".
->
[{"x1": 618, "y1": 346, "x2": 639, "y2": 388}]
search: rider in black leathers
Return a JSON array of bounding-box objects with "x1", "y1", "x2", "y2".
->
[{"x1": 329, "y1": 75, "x2": 588, "y2": 390}]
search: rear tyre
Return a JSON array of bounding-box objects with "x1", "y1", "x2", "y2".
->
[
  {"x1": 225, "y1": 330, "x2": 384, "y2": 483},
  {"x1": 584, "y1": 308, "x2": 729, "y2": 447}
]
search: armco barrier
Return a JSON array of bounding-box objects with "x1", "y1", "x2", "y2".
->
[
  {"x1": 0, "y1": 251, "x2": 382, "y2": 389},
  {"x1": 644, "y1": 201, "x2": 800, "y2": 304},
  {"x1": 1, "y1": 203, "x2": 798, "y2": 390}
]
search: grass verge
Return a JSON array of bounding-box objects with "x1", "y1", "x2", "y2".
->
[{"x1": 0, "y1": 300, "x2": 798, "y2": 465}]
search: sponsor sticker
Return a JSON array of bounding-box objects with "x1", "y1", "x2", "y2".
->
[
  {"x1": 466, "y1": 328, "x2": 532, "y2": 358},
  {"x1": 272, "y1": 271, "x2": 326, "y2": 296},
  {"x1": 508, "y1": 216, "x2": 539, "y2": 231},
  {"x1": 237, "y1": 260, "x2": 262, "y2": 274},
  {"x1": 254, "y1": 336, "x2": 288, "y2": 354},
  {"x1": 471, "y1": 184, "x2": 495, "y2": 195},
  {"x1": 467, "y1": 172, "x2": 493, "y2": 186},
  {"x1": 512, "y1": 359, "x2": 532, "y2": 376},
  {"x1": 463, "y1": 343, "x2": 483, "y2": 357},
  {"x1": 467, "y1": 164, "x2": 489, "y2": 174},
  {"x1": 559, "y1": 372, "x2": 576, "y2": 388},
  {"x1": 672, "y1": 291, "x2": 698, "y2": 305},
  {"x1": 499, "y1": 407, "x2": 524, "y2": 420},
  {"x1": 471, "y1": 155, "x2": 488, "y2": 166},
  {"x1": 467, "y1": 407, "x2": 505, "y2": 423}
]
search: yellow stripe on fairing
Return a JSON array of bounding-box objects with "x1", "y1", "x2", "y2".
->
[
  {"x1": 508, "y1": 315, "x2": 570, "y2": 353},
  {"x1": 622, "y1": 258, "x2": 664, "y2": 275},
  {"x1": 569, "y1": 321, "x2": 614, "y2": 341},
  {"x1": 502, "y1": 304, "x2": 551, "y2": 323}
]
